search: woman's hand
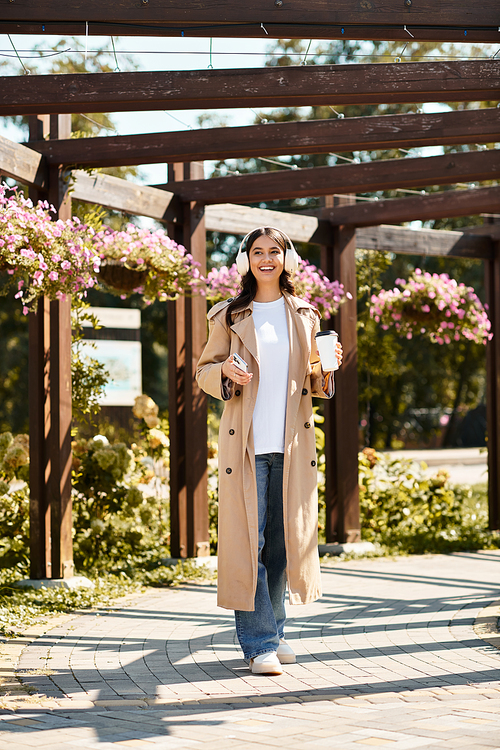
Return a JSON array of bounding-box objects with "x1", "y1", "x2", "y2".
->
[
  {"x1": 222, "y1": 355, "x2": 253, "y2": 385},
  {"x1": 315, "y1": 342, "x2": 344, "y2": 368},
  {"x1": 336, "y1": 342, "x2": 343, "y2": 367}
]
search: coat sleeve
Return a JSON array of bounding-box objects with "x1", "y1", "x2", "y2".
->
[
  {"x1": 309, "y1": 313, "x2": 335, "y2": 399},
  {"x1": 196, "y1": 315, "x2": 235, "y2": 401}
]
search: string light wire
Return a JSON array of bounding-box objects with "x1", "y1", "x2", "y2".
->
[
  {"x1": 7, "y1": 34, "x2": 30, "y2": 74},
  {"x1": 301, "y1": 39, "x2": 313, "y2": 65},
  {"x1": 2, "y1": 48, "x2": 494, "y2": 61},
  {"x1": 0, "y1": 48, "x2": 71, "y2": 60},
  {"x1": 111, "y1": 37, "x2": 121, "y2": 72}
]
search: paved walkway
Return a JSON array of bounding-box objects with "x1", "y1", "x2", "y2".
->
[{"x1": 2, "y1": 551, "x2": 500, "y2": 749}]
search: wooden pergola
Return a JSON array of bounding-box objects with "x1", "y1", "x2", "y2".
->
[{"x1": 0, "y1": 1, "x2": 499, "y2": 579}]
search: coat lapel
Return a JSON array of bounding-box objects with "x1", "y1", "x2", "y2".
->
[{"x1": 230, "y1": 306, "x2": 260, "y2": 365}]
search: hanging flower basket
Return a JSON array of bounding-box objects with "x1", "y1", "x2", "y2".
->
[
  {"x1": 400, "y1": 307, "x2": 436, "y2": 323},
  {"x1": 0, "y1": 183, "x2": 101, "y2": 314},
  {"x1": 98, "y1": 260, "x2": 148, "y2": 293},
  {"x1": 93, "y1": 224, "x2": 201, "y2": 303},
  {"x1": 199, "y1": 259, "x2": 351, "y2": 319},
  {"x1": 370, "y1": 269, "x2": 492, "y2": 345}
]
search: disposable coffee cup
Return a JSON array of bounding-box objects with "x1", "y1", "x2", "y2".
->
[{"x1": 315, "y1": 330, "x2": 339, "y2": 371}]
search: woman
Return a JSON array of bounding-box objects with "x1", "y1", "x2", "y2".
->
[{"x1": 196, "y1": 227, "x2": 343, "y2": 676}]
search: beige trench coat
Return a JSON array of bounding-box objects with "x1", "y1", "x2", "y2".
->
[{"x1": 196, "y1": 292, "x2": 334, "y2": 611}]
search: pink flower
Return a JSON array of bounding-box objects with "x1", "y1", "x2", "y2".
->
[{"x1": 48, "y1": 271, "x2": 59, "y2": 281}]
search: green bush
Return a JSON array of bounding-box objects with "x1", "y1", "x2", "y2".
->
[
  {"x1": 72, "y1": 434, "x2": 169, "y2": 574},
  {"x1": 358, "y1": 448, "x2": 498, "y2": 554},
  {"x1": 0, "y1": 432, "x2": 30, "y2": 568},
  {"x1": 0, "y1": 424, "x2": 171, "y2": 576}
]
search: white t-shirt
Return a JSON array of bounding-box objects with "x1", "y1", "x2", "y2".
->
[{"x1": 252, "y1": 297, "x2": 290, "y2": 455}]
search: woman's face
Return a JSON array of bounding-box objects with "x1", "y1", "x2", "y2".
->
[{"x1": 248, "y1": 234, "x2": 285, "y2": 287}]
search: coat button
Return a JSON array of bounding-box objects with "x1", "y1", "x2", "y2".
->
[
  {"x1": 229, "y1": 429, "x2": 235, "y2": 435},
  {"x1": 302, "y1": 388, "x2": 308, "y2": 395},
  {"x1": 311, "y1": 460, "x2": 316, "y2": 467},
  {"x1": 226, "y1": 467, "x2": 232, "y2": 474},
  {"x1": 235, "y1": 390, "x2": 241, "y2": 396},
  {"x1": 304, "y1": 422, "x2": 311, "y2": 429}
]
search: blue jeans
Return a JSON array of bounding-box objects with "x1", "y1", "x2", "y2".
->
[{"x1": 235, "y1": 452, "x2": 287, "y2": 660}]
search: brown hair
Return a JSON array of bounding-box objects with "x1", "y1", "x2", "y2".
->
[{"x1": 225, "y1": 227, "x2": 296, "y2": 328}]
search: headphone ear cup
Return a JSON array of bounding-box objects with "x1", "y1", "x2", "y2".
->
[
  {"x1": 236, "y1": 250, "x2": 250, "y2": 276},
  {"x1": 284, "y1": 246, "x2": 300, "y2": 274}
]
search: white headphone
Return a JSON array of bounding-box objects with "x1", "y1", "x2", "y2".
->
[{"x1": 235, "y1": 227, "x2": 301, "y2": 276}]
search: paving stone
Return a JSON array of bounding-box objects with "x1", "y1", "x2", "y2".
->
[{"x1": 1, "y1": 552, "x2": 500, "y2": 748}]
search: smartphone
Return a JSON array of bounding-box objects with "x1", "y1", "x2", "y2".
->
[{"x1": 232, "y1": 353, "x2": 248, "y2": 373}]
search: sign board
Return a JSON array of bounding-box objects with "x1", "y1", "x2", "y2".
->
[{"x1": 80, "y1": 307, "x2": 142, "y2": 406}]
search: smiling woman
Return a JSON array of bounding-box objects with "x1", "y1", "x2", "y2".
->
[{"x1": 196, "y1": 225, "x2": 343, "y2": 677}]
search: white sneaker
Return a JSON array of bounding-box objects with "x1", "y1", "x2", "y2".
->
[
  {"x1": 277, "y1": 638, "x2": 296, "y2": 664},
  {"x1": 249, "y1": 652, "x2": 283, "y2": 675}
]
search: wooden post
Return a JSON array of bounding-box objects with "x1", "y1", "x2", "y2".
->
[
  {"x1": 167, "y1": 163, "x2": 209, "y2": 558},
  {"x1": 28, "y1": 116, "x2": 50, "y2": 579},
  {"x1": 485, "y1": 236, "x2": 500, "y2": 531},
  {"x1": 28, "y1": 114, "x2": 74, "y2": 579},
  {"x1": 28, "y1": 298, "x2": 51, "y2": 579},
  {"x1": 321, "y1": 196, "x2": 360, "y2": 543}
]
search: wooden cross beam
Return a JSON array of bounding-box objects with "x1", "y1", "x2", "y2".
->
[
  {"x1": 1, "y1": 61, "x2": 498, "y2": 116},
  {"x1": 203, "y1": 204, "x2": 493, "y2": 259},
  {"x1": 1, "y1": 134, "x2": 496, "y2": 248},
  {"x1": 0, "y1": 132, "x2": 47, "y2": 189},
  {"x1": 157, "y1": 149, "x2": 500, "y2": 203},
  {"x1": 28, "y1": 108, "x2": 500, "y2": 169},
  {"x1": 310, "y1": 185, "x2": 500, "y2": 227},
  {"x1": 1, "y1": 0, "x2": 499, "y2": 41},
  {"x1": 70, "y1": 171, "x2": 180, "y2": 223}
]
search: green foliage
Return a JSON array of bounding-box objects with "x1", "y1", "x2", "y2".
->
[
  {"x1": 207, "y1": 461, "x2": 219, "y2": 555},
  {"x1": 0, "y1": 293, "x2": 29, "y2": 434},
  {"x1": 0, "y1": 563, "x2": 215, "y2": 639},
  {"x1": 71, "y1": 434, "x2": 169, "y2": 574},
  {"x1": 358, "y1": 449, "x2": 498, "y2": 554},
  {"x1": 71, "y1": 300, "x2": 109, "y2": 428},
  {"x1": 0, "y1": 432, "x2": 30, "y2": 568}
]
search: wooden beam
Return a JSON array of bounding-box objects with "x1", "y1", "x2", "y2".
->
[
  {"x1": 321, "y1": 186, "x2": 500, "y2": 228},
  {"x1": 1, "y1": 1, "x2": 498, "y2": 30},
  {"x1": 28, "y1": 108, "x2": 500, "y2": 169},
  {"x1": 1, "y1": 21, "x2": 498, "y2": 43},
  {"x1": 159, "y1": 149, "x2": 500, "y2": 204},
  {"x1": 70, "y1": 170, "x2": 181, "y2": 222},
  {"x1": 1, "y1": 61, "x2": 498, "y2": 116},
  {"x1": 0, "y1": 132, "x2": 47, "y2": 189},
  {"x1": 204, "y1": 204, "x2": 493, "y2": 258},
  {"x1": 356, "y1": 224, "x2": 493, "y2": 259},
  {"x1": 166, "y1": 163, "x2": 209, "y2": 558},
  {"x1": 462, "y1": 223, "x2": 500, "y2": 239},
  {"x1": 329, "y1": 226, "x2": 360, "y2": 543},
  {"x1": 2, "y1": 137, "x2": 486, "y2": 259},
  {"x1": 28, "y1": 114, "x2": 74, "y2": 581},
  {"x1": 204, "y1": 204, "x2": 330, "y2": 244},
  {"x1": 485, "y1": 237, "x2": 500, "y2": 531},
  {"x1": 320, "y1": 196, "x2": 360, "y2": 544}
]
